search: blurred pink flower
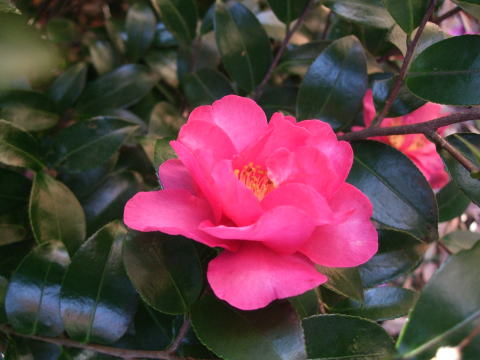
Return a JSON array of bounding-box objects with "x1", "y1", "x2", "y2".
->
[
  {"x1": 124, "y1": 95, "x2": 377, "y2": 310},
  {"x1": 359, "y1": 90, "x2": 449, "y2": 189}
]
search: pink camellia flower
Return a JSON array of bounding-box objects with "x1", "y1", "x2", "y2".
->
[
  {"x1": 360, "y1": 90, "x2": 449, "y2": 190},
  {"x1": 124, "y1": 95, "x2": 378, "y2": 310}
]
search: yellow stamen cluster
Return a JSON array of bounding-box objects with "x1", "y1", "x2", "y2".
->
[{"x1": 234, "y1": 162, "x2": 275, "y2": 200}]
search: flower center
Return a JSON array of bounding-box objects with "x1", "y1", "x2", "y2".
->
[{"x1": 234, "y1": 162, "x2": 275, "y2": 200}]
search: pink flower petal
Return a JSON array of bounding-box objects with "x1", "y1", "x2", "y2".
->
[
  {"x1": 124, "y1": 189, "x2": 236, "y2": 251},
  {"x1": 300, "y1": 183, "x2": 378, "y2": 267},
  {"x1": 200, "y1": 205, "x2": 316, "y2": 254},
  {"x1": 210, "y1": 160, "x2": 262, "y2": 226},
  {"x1": 207, "y1": 244, "x2": 327, "y2": 310},
  {"x1": 158, "y1": 159, "x2": 196, "y2": 194},
  {"x1": 189, "y1": 95, "x2": 268, "y2": 152},
  {"x1": 262, "y1": 183, "x2": 334, "y2": 226}
]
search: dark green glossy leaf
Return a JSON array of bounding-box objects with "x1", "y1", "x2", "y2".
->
[
  {"x1": 303, "y1": 314, "x2": 395, "y2": 359},
  {"x1": 153, "y1": 22, "x2": 177, "y2": 48},
  {"x1": 131, "y1": 302, "x2": 175, "y2": 350},
  {"x1": 297, "y1": 36, "x2": 367, "y2": 130},
  {"x1": 278, "y1": 41, "x2": 331, "y2": 74},
  {"x1": 0, "y1": 239, "x2": 33, "y2": 277},
  {"x1": 148, "y1": 101, "x2": 184, "y2": 137},
  {"x1": 81, "y1": 171, "x2": 141, "y2": 235},
  {"x1": 152, "y1": 0, "x2": 197, "y2": 44},
  {"x1": 5, "y1": 242, "x2": 69, "y2": 336},
  {"x1": 52, "y1": 117, "x2": 138, "y2": 172},
  {"x1": 183, "y1": 68, "x2": 234, "y2": 107},
  {"x1": 267, "y1": 0, "x2": 310, "y2": 24},
  {"x1": 5, "y1": 338, "x2": 61, "y2": 360},
  {"x1": 454, "y1": 0, "x2": 480, "y2": 20},
  {"x1": 192, "y1": 294, "x2": 306, "y2": 360},
  {"x1": 348, "y1": 140, "x2": 438, "y2": 241},
  {"x1": 442, "y1": 230, "x2": 480, "y2": 254},
  {"x1": 0, "y1": 276, "x2": 8, "y2": 323},
  {"x1": 126, "y1": 3, "x2": 157, "y2": 61},
  {"x1": 411, "y1": 22, "x2": 446, "y2": 60},
  {"x1": 145, "y1": 49, "x2": 178, "y2": 87},
  {"x1": 318, "y1": 266, "x2": 364, "y2": 302},
  {"x1": 60, "y1": 221, "x2": 138, "y2": 344},
  {"x1": 382, "y1": 0, "x2": 428, "y2": 34},
  {"x1": 397, "y1": 242, "x2": 480, "y2": 359},
  {"x1": 214, "y1": 1, "x2": 272, "y2": 92},
  {"x1": 0, "y1": 222, "x2": 26, "y2": 246},
  {"x1": 372, "y1": 73, "x2": 426, "y2": 117},
  {"x1": 441, "y1": 133, "x2": 480, "y2": 206},
  {"x1": 360, "y1": 229, "x2": 425, "y2": 287},
  {"x1": 258, "y1": 86, "x2": 298, "y2": 118},
  {"x1": 123, "y1": 232, "x2": 203, "y2": 314},
  {"x1": 0, "y1": 90, "x2": 59, "y2": 131},
  {"x1": 437, "y1": 181, "x2": 471, "y2": 222},
  {"x1": 88, "y1": 40, "x2": 117, "y2": 75},
  {"x1": 29, "y1": 172, "x2": 86, "y2": 256},
  {"x1": 76, "y1": 64, "x2": 156, "y2": 115},
  {"x1": 334, "y1": 286, "x2": 418, "y2": 321},
  {"x1": 289, "y1": 289, "x2": 319, "y2": 318},
  {"x1": 48, "y1": 62, "x2": 88, "y2": 111},
  {"x1": 406, "y1": 35, "x2": 480, "y2": 105},
  {"x1": 0, "y1": 168, "x2": 30, "y2": 214},
  {"x1": 325, "y1": 0, "x2": 395, "y2": 29}
]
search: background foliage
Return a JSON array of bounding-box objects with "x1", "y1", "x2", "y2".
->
[{"x1": 0, "y1": 0, "x2": 479, "y2": 359}]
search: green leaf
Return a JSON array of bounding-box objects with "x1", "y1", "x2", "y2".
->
[
  {"x1": 145, "y1": 49, "x2": 178, "y2": 87},
  {"x1": 397, "y1": 242, "x2": 480, "y2": 359},
  {"x1": 52, "y1": 117, "x2": 138, "y2": 172},
  {"x1": 348, "y1": 140, "x2": 438, "y2": 241},
  {"x1": 126, "y1": 3, "x2": 157, "y2": 61},
  {"x1": 123, "y1": 232, "x2": 203, "y2": 314},
  {"x1": 0, "y1": 168, "x2": 30, "y2": 214},
  {"x1": 192, "y1": 294, "x2": 306, "y2": 360},
  {"x1": 60, "y1": 221, "x2": 138, "y2": 344},
  {"x1": 297, "y1": 36, "x2": 367, "y2": 130},
  {"x1": 335, "y1": 286, "x2": 418, "y2": 321},
  {"x1": 360, "y1": 229, "x2": 425, "y2": 287},
  {"x1": 46, "y1": 17, "x2": 79, "y2": 43},
  {"x1": 289, "y1": 290, "x2": 319, "y2": 319},
  {"x1": 153, "y1": 22, "x2": 177, "y2": 48},
  {"x1": 5, "y1": 242, "x2": 69, "y2": 336},
  {"x1": 152, "y1": 0, "x2": 197, "y2": 45},
  {"x1": 303, "y1": 314, "x2": 395, "y2": 359},
  {"x1": 454, "y1": 0, "x2": 480, "y2": 21},
  {"x1": 0, "y1": 221, "x2": 26, "y2": 246},
  {"x1": 266, "y1": 0, "x2": 310, "y2": 24},
  {"x1": 0, "y1": 276, "x2": 8, "y2": 323},
  {"x1": 406, "y1": 35, "x2": 480, "y2": 105},
  {"x1": 153, "y1": 137, "x2": 176, "y2": 169},
  {"x1": 258, "y1": 86, "x2": 298, "y2": 118},
  {"x1": 411, "y1": 22, "x2": 446, "y2": 60},
  {"x1": 278, "y1": 41, "x2": 331, "y2": 74},
  {"x1": 382, "y1": 0, "x2": 429, "y2": 34},
  {"x1": 48, "y1": 62, "x2": 88, "y2": 111},
  {"x1": 442, "y1": 231, "x2": 480, "y2": 254},
  {"x1": 372, "y1": 73, "x2": 426, "y2": 117},
  {"x1": 0, "y1": 121, "x2": 44, "y2": 172},
  {"x1": 325, "y1": 0, "x2": 395, "y2": 29},
  {"x1": 183, "y1": 68, "x2": 234, "y2": 107},
  {"x1": 5, "y1": 338, "x2": 62, "y2": 360},
  {"x1": 0, "y1": 239, "x2": 33, "y2": 277},
  {"x1": 29, "y1": 172, "x2": 86, "y2": 256},
  {"x1": 437, "y1": 181, "x2": 471, "y2": 222},
  {"x1": 441, "y1": 133, "x2": 480, "y2": 206},
  {"x1": 88, "y1": 40, "x2": 117, "y2": 75},
  {"x1": 317, "y1": 266, "x2": 364, "y2": 302},
  {"x1": 81, "y1": 171, "x2": 141, "y2": 235},
  {"x1": 76, "y1": 64, "x2": 156, "y2": 115},
  {"x1": 0, "y1": 90, "x2": 59, "y2": 131},
  {"x1": 214, "y1": 1, "x2": 272, "y2": 92},
  {"x1": 148, "y1": 101, "x2": 184, "y2": 137}
]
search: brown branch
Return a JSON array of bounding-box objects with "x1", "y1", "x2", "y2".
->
[
  {"x1": 425, "y1": 131, "x2": 480, "y2": 174},
  {"x1": 433, "y1": 6, "x2": 462, "y2": 24},
  {"x1": 252, "y1": 0, "x2": 315, "y2": 100},
  {"x1": 0, "y1": 325, "x2": 212, "y2": 360},
  {"x1": 338, "y1": 110, "x2": 480, "y2": 141},
  {"x1": 458, "y1": 322, "x2": 480, "y2": 350},
  {"x1": 166, "y1": 317, "x2": 190, "y2": 354},
  {"x1": 371, "y1": 0, "x2": 437, "y2": 127}
]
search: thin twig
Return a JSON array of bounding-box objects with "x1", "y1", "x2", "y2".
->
[
  {"x1": 338, "y1": 110, "x2": 480, "y2": 141},
  {"x1": 252, "y1": 0, "x2": 315, "y2": 100},
  {"x1": 437, "y1": 240, "x2": 452, "y2": 256},
  {"x1": 425, "y1": 131, "x2": 480, "y2": 174},
  {"x1": 458, "y1": 323, "x2": 480, "y2": 350},
  {"x1": 166, "y1": 317, "x2": 191, "y2": 353},
  {"x1": 0, "y1": 325, "x2": 212, "y2": 360},
  {"x1": 434, "y1": 6, "x2": 462, "y2": 24},
  {"x1": 371, "y1": 0, "x2": 437, "y2": 127}
]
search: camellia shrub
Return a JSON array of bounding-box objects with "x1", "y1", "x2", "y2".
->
[{"x1": 0, "y1": 0, "x2": 480, "y2": 359}]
